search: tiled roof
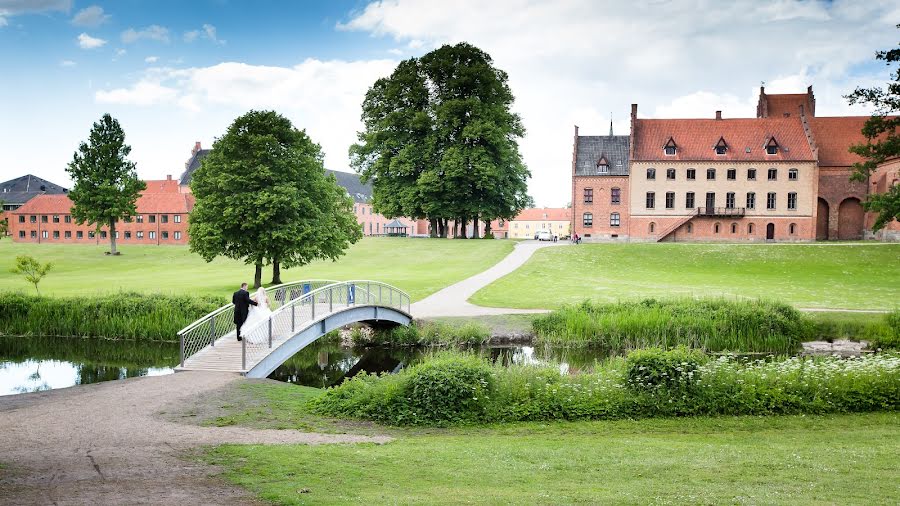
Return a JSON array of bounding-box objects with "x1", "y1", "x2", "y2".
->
[
  {"x1": 13, "y1": 192, "x2": 195, "y2": 215},
  {"x1": 514, "y1": 207, "x2": 571, "y2": 222},
  {"x1": 0, "y1": 174, "x2": 67, "y2": 205},
  {"x1": 809, "y1": 116, "x2": 870, "y2": 167},
  {"x1": 632, "y1": 117, "x2": 815, "y2": 162},
  {"x1": 575, "y1": 135, "x2": 630, "y2": 176},
  {"x1": 12, "y1": 194, "x2": 73, "y2": 214},
  {"x1": 144, "y1": 179, "x2": 180, "y2": 193}
]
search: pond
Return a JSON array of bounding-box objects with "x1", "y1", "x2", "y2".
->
[{"x1": 0, "y1": 335, "x2": 607, "y2": 395}]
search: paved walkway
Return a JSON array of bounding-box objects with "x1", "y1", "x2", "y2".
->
[
  {"x1": 0, "y1": 371, "x2": 389, "y2": 505},
  {"x1": 411, "y1": 240, "x2": 567, "y2": 318}
]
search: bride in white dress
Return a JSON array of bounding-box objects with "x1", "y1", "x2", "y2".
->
[{"x1": 242, "y1": 287, "x2": 273, "y2": 342}]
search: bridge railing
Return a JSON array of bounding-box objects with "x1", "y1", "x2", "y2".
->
[
  {"x1": 177, "y1": 279, "x2": 338, "y2": 366},
  {"x1": 238, "y1": 280, "x2": 411, "y2": 371}
]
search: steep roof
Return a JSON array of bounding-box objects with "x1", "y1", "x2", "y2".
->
[
  {"x1": 808, "y1": 116, "x2": 870, "y2": 168},
  {"x1": 0, "y1": 174, "x2": 67, "y2": 205},
  {"x1": 144, "y1": 178, "x2": 180, "y2": 193},
  {"x1": 575, "y1": 135, "x2": 630, "y2": 176},
  {"x1": 514, "y1": 207, "x2": 571, "y2": 222},
  {"x1": 13, "y1": 192, "x2": 195, "y2": 215},
  {"x1": 178, "y1": 149, "x2": 212, "y2": 185},
  {"x1": 632, "y1": 117, "x2": 815, "y2": 162},
  {"x1": 12, "y1": 194, "x2": 73, "y2": 214}
]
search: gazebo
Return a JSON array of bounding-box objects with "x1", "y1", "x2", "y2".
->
[{"x1": 383, "y1": 219, "x2": 409, "y2": 237}]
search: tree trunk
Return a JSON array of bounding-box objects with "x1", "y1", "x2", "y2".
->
[
  {"x1": 460, "y1": 218, "x2": 469, "y2": 239},
  {"x1": 254, "y1": 263, "x2": 263, "y2": 289},
  {"x1": 272, "y1": 258, "x2": 282, "y2": 285},
  {"x1": 484, "y1": 219, "x2": 492, "y2": 237},
  {"x1": 109, "y1": 219, "x2": 117, "y2": 255},
  {"x1": 473, "y1": 218, "x2": 480, "y2": 239},
  {"x1": 429, "y1": 218, "x2": 438, "y2": 238},
  {"x1": 441, "y1": 219, "x2": 448, "y2": 238}
]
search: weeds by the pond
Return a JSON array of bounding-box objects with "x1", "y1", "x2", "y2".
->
[{"x1": 352, "y1": 320, "x2": 491, "y2": 347}]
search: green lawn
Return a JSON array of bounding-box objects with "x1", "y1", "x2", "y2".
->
[
  {"x1": 0, "y1": 238, "x2": 513, "y2": 302},
  {"x1": 471, "y1": 243, "x2": 900, "y2": 310},
  {"x1": 205, "y1": 410, "x2": 900, "y2": 505}
]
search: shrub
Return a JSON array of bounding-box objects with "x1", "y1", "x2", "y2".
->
[
  {"x1": 625, "y1": 347, "x2": 707, "y2": 391},
  {"x1": 404, "y1": 353, "x2": 494, "y2": 424},
  {"x1": 357, "y1": 320, "x2": 490, "y2": 347},
  {"x1": 873, "y1": 311, "x2": 900, "y2": 350}
]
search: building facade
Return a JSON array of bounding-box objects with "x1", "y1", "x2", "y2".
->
[
  {"x1": 506, "y1": 207, "x2": 571, "y2": 239},
  {"x1": 571, "y1": 126, "x2": 630, "y2": 241}
]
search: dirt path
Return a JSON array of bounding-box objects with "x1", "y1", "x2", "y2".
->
[{"x1": 0, "y1": 371, "x2": 388, "y2": 505}]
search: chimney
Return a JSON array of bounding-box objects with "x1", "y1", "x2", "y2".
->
[
  {"x1": 192, "y1": 141, "x2": 201, "y2": 155},
  {"x1": 715, "y1": 111, "x2": 722, "y2": 120},
  {"x1": 631, "y1": 103, "x2": 638, "y2": 122},
  {"x1": 166, "y1": 174, "x2": 172, "y2": 181}
]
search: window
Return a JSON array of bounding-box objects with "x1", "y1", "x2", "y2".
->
[
  {"x1": 598, "y1": 163, "x2": 609, "y2": 174},
  {"x1": 706, "y1": 168, "x2": 716, "y2": 180},
  {"x1": 647, "y1": 168, "x2": 656, "y2": 180},
  {"x1": 583, "y1": 213, "x2": 593, "y2": 227},
  {"x1": 53, "y1": 231, "x2": 59, "y2": 239},
  {"x1": 88, "y1": 231, "x2": 95, "y2": 239},
  {"x1": 41, "y1": 215, "x2": 48, "y2": 223},
  {"x1": 714, "y1": 223, "x2": 721, "y2": 234},
  {"x1": 149, "y1": 215, "x2": 156, "y2": 223},
  {"x1": 18, "y1": 215, "x2": 24, "y2": 223},
  {"x1": 666, "y1": 168, "x2": 676, "y2": 180},
  {"x1": 768, "y1": 168, "x2": 777, "y2": 181},
  {"x1": 52, "y1": 215, "x2": 59, "y2": 223},
  {"x1": 788, "y1": 169, "x2": 798, "y2": 181},
  {"x1": 583, "y1": 188, "x2": 593, "y2": 204},
  {"x1": 731, "y1": 223, "x2": 737, "y2": 234},
  {"x1": 125, "y1": 231, "x2": 132, "y2": 239},
  {"x1": 686, "y1": 192, "x2": 695, "y2": 209},
  {"x1": 766, "y1": 137, "x2": 779, "y2": 155},
  {"x1": 161, "y1": 215, "x2": 169, "y2": 224},
  {"x1": 42, "y1": 230, "x2": 49, "y2": 239},
  {"x1": 174, "y1": 231, "x2": 182, "y2": 240},
  {"x1": 610, "y1": 213, "x2": 620, "y2": 227},
  {"x1": 137, "y1": 231, "x2": 144, "y2": 239},
  {"x1": 31, "y1": 231, "x2": 37, "y2": 239},
  {"x1": 100, "y1": 231, "x2": 107, "y2": 239},
  {"x1": 716, "y1": 145, "x2": 727, "y2": 155},
  {"x1": 748, "y1": 223, "x2": 755, "y2": 234},
  {"x1": 136, "y1": 215, "x2": 143, "y2": 223},
  {"x1": 664, "y1": 137, "x2": 677, "y2": 155},
  {"x1": 746, "y1": 192, "x2": 756, "y2": 210},
  {"x1": 649, "y1": 222, "x2": 656, "y2": 233},
  {"x1": 646, "y1": 192, "x2": 655, "y2": 209},
  {"x1": 787, "y1": 192, "x2": 797, "y2": 210},
  {"x1": 19, "y1": 231, "x2": 25, "y2": 239},
  {"x1": 767, "y1": 192, "x2": 777, "y2": 210},
  {"x1": 30, "y1": 215, "x2": 36, "y2": 223},
  {"x1": 706, "y1": 192, "x2": 716, "y2": 209},
  {"x1": 665, "y1": 146, "x2": 676, "y2": 155},
  {"x1": 747, "y1": 168, "x2": 757, "y2": 180},
  {"x1": 64, "y1": 215, "x2": 71, "y2": 223},
  {"x1": 665, "y1": 192, "x2": 675, "y2": 209},
  {"x1": 115, "y1": 231, "x2": 119, "y2": 239},
  {"x1": 789, "y1": 223, "x2": 797, "y2": 235},
  {"x1": 727, "y1": 168, "x2": 736, "y2": 180},
  {"x1": 726, "y1": 192, "x2": 735, "y2": 209},
  {"x1": 174, "y1": 215, "x2": 182, "y2": 223},
  {"x1": 686, "y1": 168, "x2": 696, "y2": 180},
  {"x1": 64, "y1": 231, "x2": 71, "y2": 239},
  {"x1": 369, "y1": 223, "x2": 372, "y2": 234},
  {"x1": 687, "y1": 223, "x2": 693, "y2": 233},
  {"x1": 354, "y1": 206, "x2": 357, "y2": 214},
  {"x1": 149, "y1": 231, "x2": 156, "y2": 239},
  {"x1": 611, "y1": 188, "x2": 621, "y2": 204}
]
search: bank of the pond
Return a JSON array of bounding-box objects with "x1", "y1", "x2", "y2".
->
[
  {"x1": 0, "y1": 292, "x2": 221, "y2": 341},
  {"x1": 311, "y1": 350, "x2": 900, "y2": 426}
]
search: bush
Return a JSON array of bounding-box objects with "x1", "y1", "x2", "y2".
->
[
  {"x1": 532, "y1": 298, "x2": 810, "y2": 353},
  {"x1": 0, "y1": 291, "x2": 222, "y2": 341},
  {"x1": 625, "y1": 347, "x2": 707, "y2": 391},
  {"x1": 873, "y1": 311, "x2": 900, "y2": 350},
  {"x1": 404, "y1": 353, "x2": 494, "y2": 424},
  {"x1": 353, "y1": 320, "x2": 490, "y2": 347}
]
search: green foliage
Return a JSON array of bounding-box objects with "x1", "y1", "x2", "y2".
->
[
  {"x1": 9, "y1": 255, "x2": 52, "y2": 294},
  {"x1": 531, "y1": 298, "x2": 809, "y2": 353},
  {"x1": 845, "y1": 28, "x2": 900, "y2": 231},
  {"x1": 624, "y1": 347, "x2": 707, "y2": 392},
  {"x1": 874, "y1": 310, "x2": 900, "y2": 349},
  {"x1": 0, "y1": 291, "x2": 221, "y2": 340},
  {"x1": 313, "y1": 351, "x2": 900, "y2": 426},
  {"x1": 354, "y1": 320, "x2": 490, "y2": 346},
  {"x1": 404, "y1": 353, "x2": 494, "y2": 424},
  {"x1": 65, "y1": 113, "x2": 146, "y2": 255},
  {"x1": 351, "y1": 43, "x2": 531, "y2": 237},
  {"x1": 189, "y1": 110, "x2": 362, "y2": 286},
  {"x1": 0, "y1": 216, "x2": 8, "y2": 239}
]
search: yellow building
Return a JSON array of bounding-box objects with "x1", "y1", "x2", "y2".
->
[{"x1": 507, "y1": 207, "x2": 571, "y2": 239}]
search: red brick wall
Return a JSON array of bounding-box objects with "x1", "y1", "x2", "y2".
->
[
  {"x1": 816, "y1": 167, "x2": 868, "y2": 240},
  {"x1": 10, "y1": 212, "x2": 190, "y2": 245},
  {"x1": 631, "y1": 216, "x2": 815, "y2": 242},
  {"x1": 572, "y1": 175, "x2": 630, "y2": 240}
]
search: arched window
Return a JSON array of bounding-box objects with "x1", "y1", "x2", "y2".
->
[
  {"x1": 583, "y1": 213, "x2": 593, "y2": 227},
  {"x1": 789, "y1": 223, "x2": 797, "y2": 235},
  {"x1": 714, "y1": 222, "x2": 721, "y2": 234},
  {"x1": 649, "y1": 222, "x2": 656, "y2": 233},
  {"x1": 748, "y1": 223, "x2": 755, "y2": 234},
  {"x1": 647, "y1": 168, "x2": 656, "y2": 180},
  {"x1": 731, "y1": 222, "x2": 737, "y2": 234}
]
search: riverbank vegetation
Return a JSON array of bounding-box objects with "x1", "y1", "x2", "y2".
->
[
  {"x1": 311, "y1": 350, "x2": 900, "y2": 426},
  {"x1": 353, "y1": 320, "x2": 492, "y2": 347}
]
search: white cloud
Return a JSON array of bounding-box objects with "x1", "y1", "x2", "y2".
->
[
  {"x1": 387, "y1": 48, "x2": 403, "y2": 55},
  {"x1": 184, "y1": 23, "x2": 224, "y2": 45},
  {"x1": 144, "y1": 55, "x2": 158, "y2": 63},
  {"x1": 71, "y1": 5, "x2": 109, "y2": 27},
  {"x1": 336, "y1": 0, "x2": 900, "y2": 206},
  {"x1": 77, "y1": 32, "x2": 106, "y2": 49},
  {"x1": 96, "y1": 78, "x2": 179, "y2": 106},
  {"x1": 59, "y1": 59, "x2": 76, "y2": 67},
  {"x1": 121, "y1": 24, "x2": 169, "y2": 44},
  {"x1": 0, "y1": 0, "x2": 70, "y2": 26}
]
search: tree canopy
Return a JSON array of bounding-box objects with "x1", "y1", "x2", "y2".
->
[
  {"x1": 350, "y1": 43, "x2": 531, "y2": 238},
  {"x1": 846, "y1": 27, "x2": 900, "y2": 231},
  {"x1": 188, "y1": 110, "x2": 362, "y2": 287},
  {"x1": 65, "y1": 114, "x2": 146, "y2": 255}
]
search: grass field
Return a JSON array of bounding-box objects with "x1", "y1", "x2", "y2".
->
[
  {"x1": 471, "y1": 243, "x2": 900, "y2": 310},
  {"x1": 0, "y1": 238, "x2": 513, "y2": 302},
  {"x1": 201, "y1": 382, "x2": 900, "y2": 505}
]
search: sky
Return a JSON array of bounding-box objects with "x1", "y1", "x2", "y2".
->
[{"x1": 0, "y1": 0, "x2": 898, "y2": 207}]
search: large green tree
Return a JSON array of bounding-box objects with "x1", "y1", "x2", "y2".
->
[
  {"x1": 66, "y1": 114, "x2": 146, "y2": 255},
  {"x1": 189, "y1": 110, "x2": 362, "y2": 287},
  {"x1": 351, "y1": 43, "x2": 530, "y2": 238},
  {"x1": 846, "y1": 27, "x2": 900, "y2": 232}
]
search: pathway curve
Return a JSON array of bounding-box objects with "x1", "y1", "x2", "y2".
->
[
  {"x1": 411, "y1": 240, "x2": 566, "y2": 318},
  {"x1": 0, "y1": 371, "x2": 389, "y2": 505}
]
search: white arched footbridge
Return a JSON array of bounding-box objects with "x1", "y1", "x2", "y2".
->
[{"x1": 175, "y1": 280, "x2": 412, "y2": 378}]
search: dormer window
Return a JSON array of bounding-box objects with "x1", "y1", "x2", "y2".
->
[
  {"x1": 715, "y1": 137, "x2": 728, "y2": 155},
  {"x1": 766, "y1": 137, "x2": 779, "y2": 155},
  {"x1": 664, "y1": 137, "x2": 677, "y2": 156},
  {"x1": 597, "y1": 155, "x2": 609, "y2": 174}
]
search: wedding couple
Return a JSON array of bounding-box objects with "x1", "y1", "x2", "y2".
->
[{"x1": 232, "y1": 282, "x2": 273, "y2": 341}]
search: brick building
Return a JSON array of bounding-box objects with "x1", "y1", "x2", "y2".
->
[
  {"x1": 10, "y1": 176, "x2": 194, "y2": 245},
  {"x1": 571, "y1": 85, "x2": 899, "y2": 242}
]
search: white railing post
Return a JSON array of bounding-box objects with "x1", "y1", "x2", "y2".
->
[
  {"x1": 268, "y1": 318, "x2": 273, "y2": 348},
  {"x1": 180, "y1": 333, "x2": 185, "y2": 367},
  {"x1": 329, "y1": 287, "x2": 333, "y2": 312},
  {"x1": 241, "y1": 336, "x2": 246, "y2": 371},
  {"x1": 209, "y1": 314, "x2": 215, "y2": 347},
  {"x1": 291, "y1": 303, "x2": 296, "y2": 332},
  {"x1": 311, "y1": 294, "x2": 316, "y2": 320}
]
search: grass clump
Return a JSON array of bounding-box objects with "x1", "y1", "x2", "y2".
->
[
  {"x1": 806, "y1": 310, "x2": 900, "y2": 350},
  {"x1": 352, "y1": 320, "x2": 491, "y2": 347},
  {"x1": 531, "y1": 298, "x2": 808, "y2": 353},
  {"x1": 311, "y1": 349, "x2": 900, "y2": 425},
  {"x1": 0, "y1": 291, "x2": 222, "y2": 341}
]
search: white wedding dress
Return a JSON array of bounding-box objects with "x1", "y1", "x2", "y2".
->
[{"x1": 242, "y1": 288, "x2": 273, "y2": 342}]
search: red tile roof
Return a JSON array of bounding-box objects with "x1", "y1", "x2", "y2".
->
[
  {"x1": 144, "y1": 179, "x2": 180, "y2": 193},
  {"x1": 633, "y1": 117, "x2": 815, "y2": 162},
  {"x1": 514, "y1": 207, "x2": 571, "y2": 221},
  {"x1": 12, "y1": 191, "x2": 195, "y2": 215},
  {"x1": 12, "y1": 194, "x2": 73, "y2": 214},
  {"x1": 809, "y1": 116, "x2": 870, "y2": 168}
]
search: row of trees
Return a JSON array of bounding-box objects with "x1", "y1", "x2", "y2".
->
[{"x1": 350, "y1": 43, "x2": 532, "y2": 238}]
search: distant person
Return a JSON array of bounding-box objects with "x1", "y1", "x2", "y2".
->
[{"x1": 232, "y1": 282, "x2": 258, "y2": 341}]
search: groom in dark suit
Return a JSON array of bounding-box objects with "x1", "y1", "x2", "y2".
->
[{"x1": 233, "y1": 282, "x2": 258, "y2": 341}]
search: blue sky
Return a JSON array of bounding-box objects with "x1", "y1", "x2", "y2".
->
[{"x1": 1, "y1": 0, "x2": 898, "y2": 206}]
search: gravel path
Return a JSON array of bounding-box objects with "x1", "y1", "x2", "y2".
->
[
  {"x1": 411, "y1": 240, "x2": 567, "y2": 317},
  {"x1": 0, "y1": 371, "x2": 389, "y2": 505}
]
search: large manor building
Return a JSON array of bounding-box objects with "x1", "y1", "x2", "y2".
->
[{"x1": 572, "y1": 86, "x2": 900, "y2": 242}]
